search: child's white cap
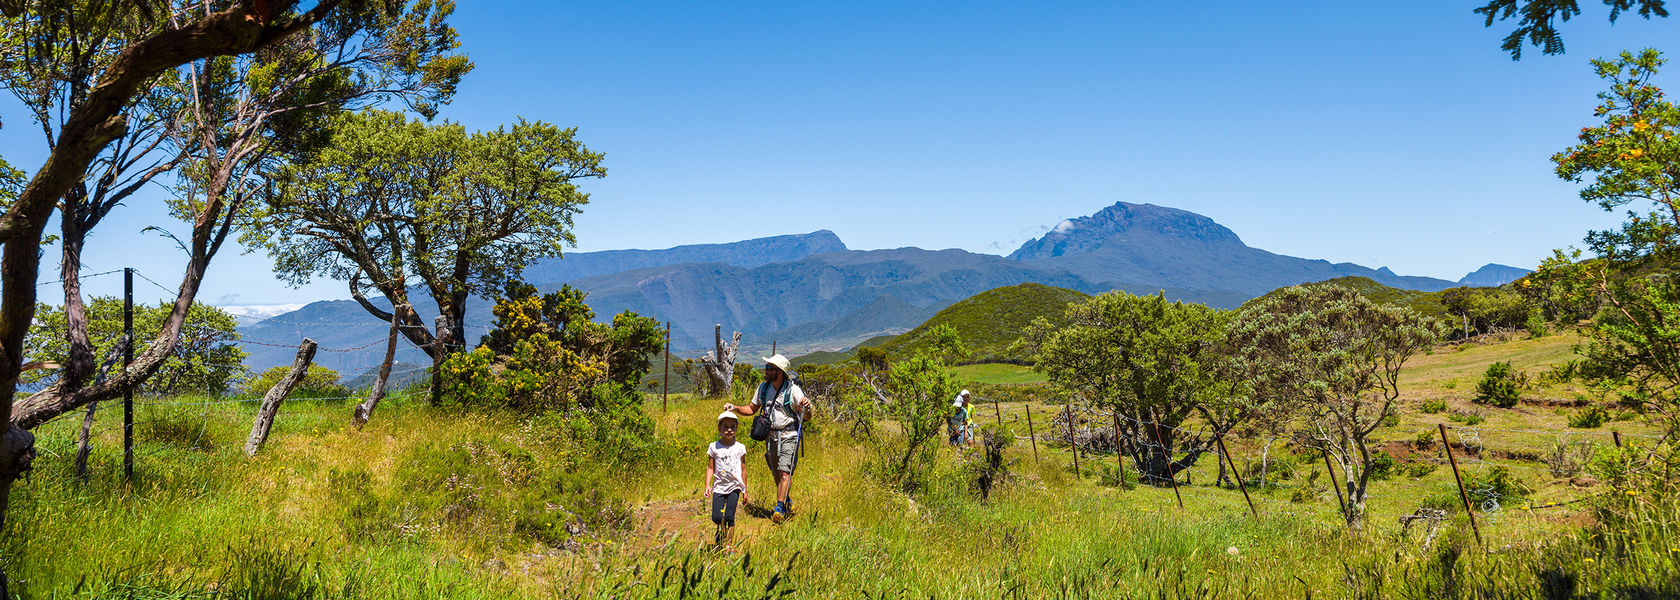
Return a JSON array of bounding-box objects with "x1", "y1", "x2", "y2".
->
[{"x1": 717, "y1": 411, "x2": 740, "y2": 423}]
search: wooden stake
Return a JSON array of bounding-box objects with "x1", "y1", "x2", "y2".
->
[
  {"x1": 992, "y1": 395, "x2": 1003, "y2": 428},
  {"x1": 1025, "y1": 407, "x2": 1039, "y2": 463},
  {"x1": 662, "y1": 322, "x2": 670, "y2": 413},
  {"x1": 1322, "y1": 447, "x2": 1347, "y2": 515},
  {"x1": 1612, "y1": 429, "x2": 1623, "y2": 448},
  {"x1": 1439, "y1": 423, "x2": 1483, "y2": 545},
  {"x1": 245, "y1": 339, "x2": 319, "y2": 457},
  {"x1": 1112, "y1": 411, "x2": 1124, "y2": 483},
  {"x1": 1218, "y1": 434, "x2": 1258, "y2": 520},
  {"x1": 1149, "y1": 422, "x2": 1184, "y2": 509},
  {"x1": 1065, "y1": 402, "x2": 1080, "y2": 476}
]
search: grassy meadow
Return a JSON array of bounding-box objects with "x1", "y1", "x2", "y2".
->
[{"x1": 7, "y1": 330, "x2": 1679, "y2": 598}]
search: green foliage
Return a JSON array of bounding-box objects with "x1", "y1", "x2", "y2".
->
[
  {"x1": 248, "y1": 107, "x2": 605, "y2": 357},
  {"x1": 1475, "y1": 0, "x2": 1670, "y2": 60},
  {"x1": 1474, "y1": 361, "x2": 1523, "y2": 408},
  {"x1": 1421, "y1": 399, "x2": 1448, "y2": 414},
  {"x1": 1441, "y1": 287, "x2": 1536, "y2": 337},
  {"x1": 1245, "y1": 276, "x2": 1453, "y2": 321},
  {"x1": 1024, "y1": 291, "x2": 1232, "y2": 458},
  {"x1": 1466, "y1": 466, "x2": 1532, "y2": 508},
  {"x1": 448, "y1": 283, "x2": 662, "y2": 413},
  {"x1": 869, "y1": 351, "x2": 961, "y2": 493},
  {"x1": 1449, "y1": 411, "x2": 1488, "y2": 426},
  {"x1": 1570, "y1": 404, "x2": 1612, "y2": 428},
  {"x1": 1230, "y1": 282, "x2": 1443, "y2": 527},
  {"x1": 877, "y1": 283, "x2": 1089, "y2": 364},
  {"x1": 25, "y1": 298, "x2": 246, "y2": 394},
  {"x1": 1546, "y1": 49, "x2": 1680, "y2": 434},
  {"x1": 246, "y1": 365, "x2": 348, "y2": 401}
]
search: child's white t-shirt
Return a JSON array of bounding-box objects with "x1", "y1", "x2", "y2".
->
[{"x1": 708, "y1": 440, "x2": 748, "y2": 495}]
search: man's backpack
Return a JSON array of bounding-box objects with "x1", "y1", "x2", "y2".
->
[{"x1": 749, "y1": 372, "x2": 802, "y2": 442}]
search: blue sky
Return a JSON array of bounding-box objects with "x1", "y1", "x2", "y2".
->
[{"x1": 2, "y1": 1, "x2": 1673, "y2": 308}]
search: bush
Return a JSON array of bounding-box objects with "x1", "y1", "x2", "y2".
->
[
  {"x1": 245, "y1": 364, "x2": 349, "y2": 401},
  {"x1": 1569, "y1": 405, "x2": 1610, "y2": 429},
  {"x1": 1546, "y1": 439, "x2": 1596, "y2": 478},
  {"x1": 1465, "y1": 466, "x2": 1530, "y2": 510},
  {"x1": 1368, "y1": 454, "x2": 1398, "y2": 480},
  {"x1": 1474, "y1": 361, "x2": 1522, "y2": 408},
  {"x1": 969, "y1": 424, "x2": 1017, "y2": 499},
  {"x1": 1448, "y1": 410, "x2": 1486, "y2": 426},
  {"x1": 1421, "y1": 399, "x2": 1447, "y2": 414}
]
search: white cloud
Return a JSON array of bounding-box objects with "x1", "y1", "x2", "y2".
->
[
  {"x1": 218, "y1": 304, "x2": 305, "y2": 321},
  {"x1": 1052, "y1": 219, "x2": 1077, "y2": 234}
]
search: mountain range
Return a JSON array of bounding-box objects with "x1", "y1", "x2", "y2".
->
[{"x1": 235, "y1": 202, "x2": 1530, "y2": 374}]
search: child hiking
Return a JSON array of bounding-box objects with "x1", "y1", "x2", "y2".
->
[
  {"x1": 704, "y1": 411, "x2": 749, "y2": 545},
  {"x1": 949, "y1": 390, "x2": 973, "y2": 447}
]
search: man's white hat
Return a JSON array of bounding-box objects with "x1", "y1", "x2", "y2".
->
[
  {"x1": 961, "y1": 389, "x2": 971, "y2": 397},
  {"x1": 717, "y1": 411, "x2": 740, "y2": 423},
  {"x1": 761, "y1": 353, "x2": 792, "y2": 373}
]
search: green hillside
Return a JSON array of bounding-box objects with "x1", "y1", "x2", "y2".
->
[
  {"x1": 1246, "y1": 276, "x2": 1454, "y2": 319},
  {"x1": 875, "y1": 283, "x2": 1090, "y2": 364}
]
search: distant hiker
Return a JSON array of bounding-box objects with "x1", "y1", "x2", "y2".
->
[
  {"x1": 949, "y1": 390, "x2": 973, "y2": 447},
  {"x1": 723, "y1": 353, "x2": 812, "y2": 524},
  {"x1": 705, "y1": 411, "x2": 749, "y2": 545}
]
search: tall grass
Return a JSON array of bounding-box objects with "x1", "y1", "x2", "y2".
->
[{"x1": 5, "y1": 393, "x2": 1677, "y2": 598}]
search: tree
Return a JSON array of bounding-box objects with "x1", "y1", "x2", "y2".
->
[
  {"x1": 453, "y1": 281, "x2": 662, "y2": 413},
  {"x1": 25, "y1": 298, "x2": 246, "y2": 396},
  {"x1": 1477, "y1": 0, "x2": 1670, "y2": 59},
  {"x1": 1229, "y1": 283, "x2": 1441, "y2": 530},
  {"x1": 1021, "y1": 291, "x2": 1235, "y2": 485},
  {"x1": 0, "y1": 1, "x2": 415, "y2": 593},
  {"x1": 246, "y1": 109, "x2": 604, "y2": 402},
  {"x1": 1544, "y1": 49, "x2": 1680, "y2": 434},
  {"x1": 880, "y1": 350, "x2": 961, "y2": 491},
  {"x1": 7, "y1": 0, "x2": 468, "y2": 429}
]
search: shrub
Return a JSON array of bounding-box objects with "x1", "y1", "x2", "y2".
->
[
  {"x1": 1368, "y1": 454, "x2": 1398, "y2": 480},
  {"x1": 1465, "y1": 466, "x2": 1530, "y2": 509},
  {"x1": 969, "y1": 424, "x2": 1017, "y2": 499},
  {"x1": 1403, "y1": 461, "x2": 1439, "y2": 479},
  {"x1": 1546, "y1": 439, "x2": 1596, "y2": 478},
  {"x1": 1421, "y1": 399, "x2": 1447, "y2": 414},
  {"x1": 245, "y1": 364, "x2": 349, "y2": 401},
  {"x1": 1569, "y1": 405, "x2": 1610, "y2": 429},
  {"x1": 1474, "y1": 361, "x2": 1521, "y2": 408},
  {"x1": 1448, "y1": 411, "x2": 1486, "y2": 426}
]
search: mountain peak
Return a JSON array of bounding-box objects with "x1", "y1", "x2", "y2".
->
[
  {"x1": 1007, "y1": 202, "x2": 1244, "y2": 261},
  {"x1": 1458, "y1": 263, "x2": 1532, "y2": 287}
]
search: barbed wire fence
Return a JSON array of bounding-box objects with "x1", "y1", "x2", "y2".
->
[{"x1": 958, "y1": 392, "x2": 1665, "y2": 542}]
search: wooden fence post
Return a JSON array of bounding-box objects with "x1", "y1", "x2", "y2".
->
[
  {"x1": 352, "y1": 316, "x2": 399, "y2": 428},
  {"x1": 1438, "y1": 423, "x2": 1483, "y2": 545},
  {"x1": 245, "y1": 339, "x2": 319, "y2": 457},
  {"x1": 1150, "y1": 423, "x2": 1184, "y2": 509},
  {"x1": 662, "y1": 322, "x2": 670, "y2": 413},
  {"x1": 1065, "y1": 402, "x2": 1080, "y2": 476},
  {"x1": 1025, "y1": 407, "x2": 1039, "y2": 463},
  {"x1": 1112, "y1": 411, "x2": 1124, "y2": 484},
  {"x1": 1217, "y1": 434, "x2": 1258, "y2": 520},
  {"x1": 1612, "y1": 430, "x2": 1623, "y2": 448},
  {"x1": 1321, "y1": 447, "x2": 1347, "y2": 515}
]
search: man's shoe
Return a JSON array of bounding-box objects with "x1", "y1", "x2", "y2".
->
[{"x1": 771, "y1": 502, "x2": 787, "y2": 524}]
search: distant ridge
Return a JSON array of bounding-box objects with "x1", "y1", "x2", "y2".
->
[
  {"x1": 240, "y1": 202, "x2": 1509, "y2": 372},
  {"x1": 521, "y1": 230, "x2": 846, "y2": 283}
]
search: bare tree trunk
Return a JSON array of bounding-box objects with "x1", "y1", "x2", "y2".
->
[
  {"x1": 353, "y1": 317, "x2": 400, "y2": 427},
  {"x1": 73, "y1": 403, "x2": 98, "y2": 480},
  {"x1": 700, "y1": 324, "x2": 741, "y2": 397},
  {"x1": 430, "y1": 315, "x2": 448, "y2": 406},
  {"x1": 244, "y1": 339, "x2": 318, "y2": 457}
]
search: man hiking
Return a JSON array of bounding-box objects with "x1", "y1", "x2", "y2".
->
[{"x1": 723, "y1": 353, "x2": 812, "y2": 524}]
